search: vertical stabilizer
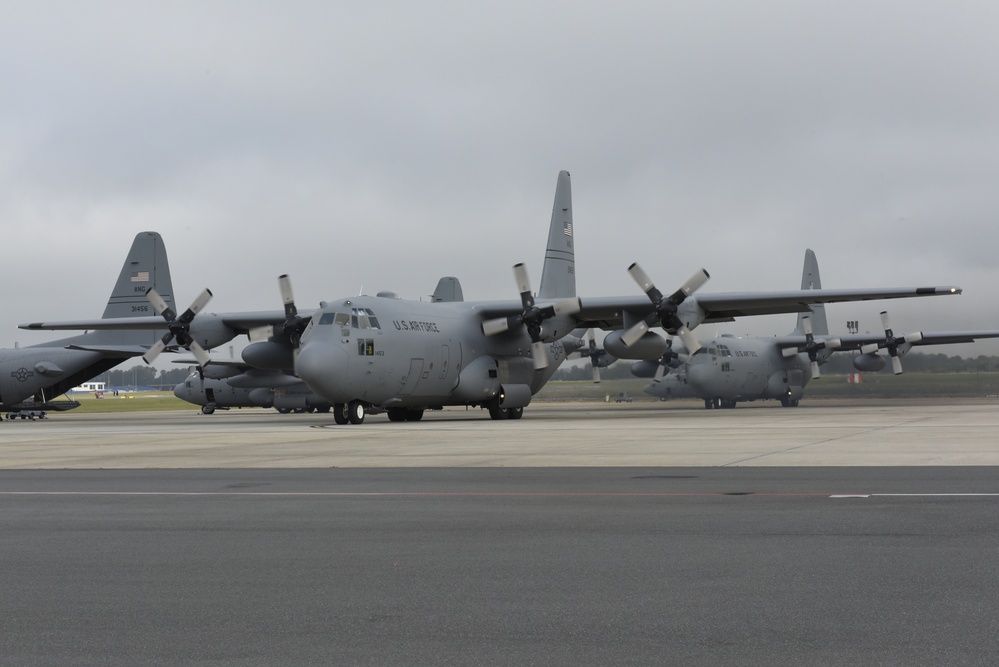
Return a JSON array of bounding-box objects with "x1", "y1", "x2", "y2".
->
[
  {"x1": 537, "y1": 170, "x2": 575, "y2": 299},
  {"x1": 90, "y1": 231, "x2": 175, "y2": 346},
  {"x1": 796, "y1": 248, "x2": 828, "y2": 335}
]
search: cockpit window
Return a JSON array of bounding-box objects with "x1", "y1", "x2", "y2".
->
[
  {"x1": 351, "y1": 308, "x2": 380, "y2": 330},
  {"x1": 316, "y1": 310, "x2": 380, "y2": 330}
]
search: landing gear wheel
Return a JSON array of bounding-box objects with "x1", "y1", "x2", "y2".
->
[
  {"x1": 348, "y1": 400, "x2": 365, "y2": 425},
  {"x1": 780, "y1": 398, "x2": 799, "y2": 408},
  {"x1": 277, "y1": 408, "x2": 292, "y2": 414},
  {"x1": 387, "y1": 409, "x2": 406, "y2": 422},
  {"x1": 333, "y1": 403, "x2": 349, "y2": 425},
  {"x1": 201, "y1": 405, "x2": 216, "y2": 415},
  {"x1": 488, "y1": 400, "x2": 508, "y2": 420},
  {"x1": 405, "y1": 409, "x2": 424, "y2": 422},
  {"x1": 507, "y1": 407, "x2": 524, "y2": 420}
]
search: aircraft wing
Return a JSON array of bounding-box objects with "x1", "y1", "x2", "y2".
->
[
  {"x1": 64, "y1": 344, "x2": 150, "y2": 356},
  {"x1": 571, "y1": 286, "x2": 961, "y2": 329},
  {"x1": 832, "y1": 330, "x2": 999, "y2": 351},
  {"x1": 20, "y1": 310, "x2": 303, "y2": 333}
]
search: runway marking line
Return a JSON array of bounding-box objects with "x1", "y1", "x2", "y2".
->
[{"x1": 3, "y1": 491, "x2": 999, "y2": 498}]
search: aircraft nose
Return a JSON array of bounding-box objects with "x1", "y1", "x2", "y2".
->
[
  {"x1": 173, "y1": 383, "x2": 186, "y2": 400},
  {"x1": 296, "y1": 341, "x2": 348, "y2": 402},
  {"x1": 685, "y1": 360, "x2": 712, "y2": 391}
]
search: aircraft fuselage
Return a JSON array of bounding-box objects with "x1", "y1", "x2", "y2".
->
[{"x1": 295, "y1": 296, "x2": 570, "y2": 411}]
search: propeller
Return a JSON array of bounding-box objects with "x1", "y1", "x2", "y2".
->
[
  {"x1": 780, "y1": 316, "x2": 841, "y2": 378},
  {"x1": 619, "y1": 263, "x2": 709, "y2": 355},
  {"x1": 654, "y1": 337, "x2": 688, "y2": 379},
  {"x1": 142, "y1": 288, "x2": 213, "y2": 366},
  {"x1": 481, "y1": 263, "x2": 581, "y2": 369},
  {"x1": 859, "y1": 311, "x2": 923, "y2": 375},
  {"x1": 577, "y1": 329, "x2": 613, "y2": 383},
  {"x1": 248, "y1": 274, "x2": 310, "y2": 347}
]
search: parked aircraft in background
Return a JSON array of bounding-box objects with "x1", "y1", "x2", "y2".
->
[
  {"x1": 173, "y1": 362, "x2": 331, "y2": 414},
  {"x1": 22, "y1": 172, "x2": 965, "y2": 424},
  {"x1": 1, "y1": 232, "x2": 174, "y2": 419},
  {"x1": 639, "y1": 250, "x2": 999, "y2": 408}
]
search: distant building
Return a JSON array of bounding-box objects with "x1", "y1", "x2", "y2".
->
[{"x1": 72, "y1": 381, "x2": 106, "y2": 393}]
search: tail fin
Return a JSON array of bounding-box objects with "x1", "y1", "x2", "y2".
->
[
  {"x1": 90, "y1": 232, "x2": 176, "y2": 346},
  {"x1": 796, "y1": 248, "x2": 828, "y2": 335},
  {"x1": 537, "y1": 170, "x2": 575, "y2": 299}
]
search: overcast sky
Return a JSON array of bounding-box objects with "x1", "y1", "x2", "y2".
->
[{"x1": 4, "y1": 1, "x2": 998, "y2": 364}]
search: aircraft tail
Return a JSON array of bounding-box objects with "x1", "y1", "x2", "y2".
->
[
  {"x1": 795, "y1": 248, "x2": 829, "y2": 335},
  {"x1": 90, "y1": 231, "x2": 176, "y2": 346},
  {"x1": 537, "y1": 170, "x2": 576, "y2": 300}
]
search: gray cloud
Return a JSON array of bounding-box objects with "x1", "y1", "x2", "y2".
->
[{"x1": 3, "y1": 1, "x2": 998, "y2": 359}]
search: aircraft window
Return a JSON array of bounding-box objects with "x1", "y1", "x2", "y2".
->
[
  {"x1": 718, "y1": 344, "x2": 731, "y2": 357},
  {"x1": 334, "y1": 313, "x2": 350, "y2": 327},
  {"x1": 707, "y1": 347, "x2": 717, "y2": 356},
  {"x1": 350, "y1": 307, "x2": 381, "y2": 330},
  {"x1": 318, "y1": 313, "x2": 338, "y2": 326}
]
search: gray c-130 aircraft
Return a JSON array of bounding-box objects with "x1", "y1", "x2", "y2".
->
[
  {"x1": 22, "y1": 171, "x2": 965, "y2": 423},
  {"x1": 1, "y1": 231, "x2": 176, "y2": 419},
  {"x1": 637, "y1": 249, "x2": 999, "y2": 408}
]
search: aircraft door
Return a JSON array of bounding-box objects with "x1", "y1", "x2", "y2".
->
[{"x1": 398, "y1": 358, "x2": 424, "y2": 395}]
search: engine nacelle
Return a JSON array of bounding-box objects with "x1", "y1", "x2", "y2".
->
[
  {"x1": 451, "y1": 355, "x2": 502, "y2": 403},
  {"x1": 630, "y1": 360, "x2": 662, "y2": 378},
  {"x1": 853, "y1": 353, "x2": 886, "y2": 372},
  {"x1": 604, "y1": 330, "x2": 668, "y2": 360},
  {"x1": 248, "y1": 388, "x2": 275, "y2": 408},
  {"x1": 188, "y1": 313, "x2": 240, "y2": 350},
  {"x1": 498, "y1": 383, "x2": 532, "y2": 409},
  {"x1": 243, "y1": 341, "x2": 296, "y2": 370}
]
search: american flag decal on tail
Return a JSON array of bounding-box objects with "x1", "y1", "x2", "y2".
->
[
  {"x1": 563, "y1": 221, "x2": 572, "y2": 237},
  {"x1": 130, "y1": 271, "x2": 150, "y2": 283}
]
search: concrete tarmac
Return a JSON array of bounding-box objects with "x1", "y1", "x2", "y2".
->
[
  {"x1": 2, "y1": 400, "x2": 999, "y2": 665},
  {"x1": 1, "y1": 399, "x2": 998, "y2": 467}
]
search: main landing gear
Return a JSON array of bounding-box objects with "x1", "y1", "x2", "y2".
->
[
  {"x1": 704, "y1": 398, "x2": 737, "y2": 410},
  {"x1": 487, "y1": 399, "x2": 524, "y2": 420},
  {"x1": 332, "y1": 400, "x2": 367, "y2": 425}
]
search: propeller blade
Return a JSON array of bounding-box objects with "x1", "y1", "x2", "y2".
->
[
  {"x1": 531, "y1": 340, "x2": 549, "y2": 369},
  {"x1": 654, "y1": 363, "x2": 667, "y2": 380},
  {"x1": 482, "y1": 317, "x2": 513, "y2": 337},
  {"x1": 513, "y1": 263, "x2": 531, "y2": 295},
  {"x1": 627, "y1": 263, "x2": 658, "y2": 297},
  {"x1": 810, "y1": 360, "x2": 821, "y2": 378},
  {"x1": 905, "y1": 332, "x2": 924, "y2": 344},
  {"x1": 801, "y1": 316, "x2": 813, "y2": 337},
  {"x1": 891, "y1": 355, "x2": 904, "y2": 375},
  {"x1": 860, "y1": 343, "x2": 880, "y2": 355},
  {"x1": 183, "y1": 288, "x2": 213, "y2": 321},
  {"x1": 620, "y1": 320, "x2": 651, "y2": 348},
  {"x1": 279, "y1": 274, "x2": 295, "y2": 308},
  {"x1": 145, "y1": 289, "x2": 171, "y2": 316},
  {"x1": 551, "y1": 297, "x2": 581, "y2": 316},
  {"x1": 880, "y1": 310, "x2": 893, "y2": 331},
  {"x1": 824, "y1": 337, "x2": 842, "y2": 350},
  {"x1": 676, "y1": 326, "x2": 701, "y2": 355},
  {"x1": 189, "y1": 341, "x2": 211, "y2": 367},
  {"x1": 143, "y1": 339, "x2": 168, "y2": 364},
  {"x1": 781, "y1": 347, "x2": 798, "y2": 359},
  {"x1": 591, "y1": 365, "x2": 601, "y2": 383},
  {"x1": 248, "y1": 325, "x2": 275, "y2": 343},
  {"x1": 676, "y1": 268, "x2": 710, "y2": 300}
]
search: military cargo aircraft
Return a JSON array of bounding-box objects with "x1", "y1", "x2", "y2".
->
[
  {"x1": 1, "y1": 231, "x2": 175, "y2": 419},
  {"x1": 638, "y1": 250, "x2": 999, "y2": 408},
  {"x1": 173, "y1": 362, "x2": 331, "y2": 414},
  {"x1": 22, "y1": 171, "x2": 965, "y2": 424}
]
